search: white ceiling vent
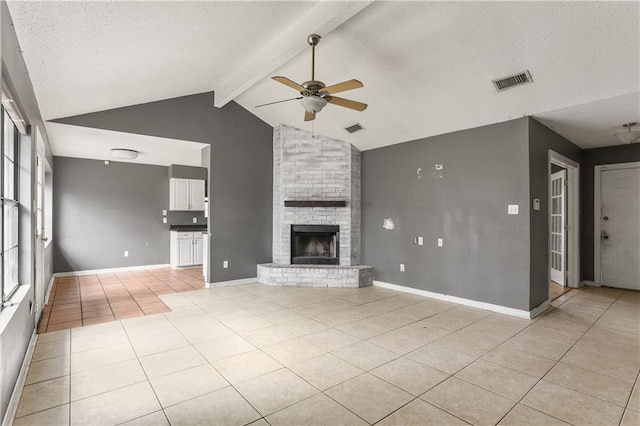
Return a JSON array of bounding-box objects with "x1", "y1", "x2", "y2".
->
[
  {"x1": 492, "y1": 70, "x2": 533, "y2": 92},
  {"x1": 345, "y1": 123, "x2": 364, "y2": 133}
]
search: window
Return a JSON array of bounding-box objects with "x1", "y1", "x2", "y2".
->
[{"x1": 1, "y1": 108, "x2": 20, "y2": 305}]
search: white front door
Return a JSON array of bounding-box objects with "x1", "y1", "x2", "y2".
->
[
  {"x1": 600, "y1": 166, "x2": 640, "y2": 290},
  {"x1": 550, "y1": 169, "x2": 566, "y2": 285}
]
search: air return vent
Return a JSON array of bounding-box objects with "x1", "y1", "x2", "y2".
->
[
  {"x1": 345, "y1": 123, "x2": 364, "y2": 133},
  {"x1": 492, "y1": 70, "x2": 533, "y2": 92}
]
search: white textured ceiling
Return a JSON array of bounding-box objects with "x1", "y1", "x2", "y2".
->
[{"x1": 7, "y1": 0, "x2": 640, "y2": 161}]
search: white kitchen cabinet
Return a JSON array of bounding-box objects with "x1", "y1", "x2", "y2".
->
[
  {"x1": 170, "y1": 178, "x2": 205, "y2": 211},
  {"x1": 170, "y1": 231, "x2": 204, "y2": 267},
  {"x1": 202, "y1": 233, "x2": 209, "y2": 280},
  {"x1": 194, "y1": 237, "x2": 204, "y2": 265},
  {"x1": 189, "y1": 180, "x2": 206, "y2": 211}
]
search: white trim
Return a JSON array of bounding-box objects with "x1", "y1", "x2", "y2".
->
[
  {"x1": 53, "y1": 263, "x2": 171, "y2": 278},
  {"x1": 205, "y1": 277, "x2": 258, "y2": 288},
  {"x1": 529, "y1": 300, "x2": 551, "y2": 318},
  {"x1": 1, "y1": 330, "x2": 37, "y2": 426},
  {"x1": 594, "y1": 161, "x2": 640, "y2": 286},
  {"x1": 1, "y1": 79, "x2": 28, "y2": 135},
  {"x1": 373, "y1": 281, "x2": 549, "y2": 319},
  {"x1": 548, "y1": 151, "x2": 581, "y2": 299},
  {"x1": 44, "y1": 275, "x2": 55, "y2": 305}
]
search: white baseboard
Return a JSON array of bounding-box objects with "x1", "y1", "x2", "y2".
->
[
  {"x1": 44, "y1": 275, "x2": 55, "y2": 305},
  {"x1": 581, "y1": 280, "x2": 598, "y2": 287},
  {"x1": 206, "y1": 277, "x2": 258, "y2": 289},
  {"x1": 53, "y1": 264, "x2": 171, "y2": 278},
  {"x1": 373, "y1": 280, "x2": 548, "y2": 319},
  {"x1": 529, "y1": 300, "x2": 551, "y2": 318},
  {"x1": 2, "y1": 330, "x2": 37, "y2": 426}
]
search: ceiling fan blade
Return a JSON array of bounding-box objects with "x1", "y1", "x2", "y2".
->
[
  {"x1": 326, "y1": 96, "x2": 368, "y2": 111},
  {"x1": 272, "y1": 76, "x2": 306, "y2": 92},
  {"x1": 323, "y1": 79, "x2": 364, "y2": 95},
  {"x1": 304, "y1": 111, "x2": 316, "y2": 121},
  {"x1": 255, "y1": 97, "x2": 303, "y2": 108}
]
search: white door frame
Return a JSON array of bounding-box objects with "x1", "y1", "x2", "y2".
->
[
  {"x1": 33, "y1": 131, "x2": 45, "y2": 323},
  {"x1": 548, "y1": 151, "x2": 580, "y2": 292},
  {"x1": 594, "y1": 161, "x2": 640, "y2": 286}
]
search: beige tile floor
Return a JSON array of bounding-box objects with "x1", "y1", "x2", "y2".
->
[{"x1": 13, "y1": 284, "x2": 640, "y2": 425}]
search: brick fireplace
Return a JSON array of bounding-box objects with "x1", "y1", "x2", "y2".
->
[{"x1": 258, "y1": 125, "x2": 373, "y2": 288}]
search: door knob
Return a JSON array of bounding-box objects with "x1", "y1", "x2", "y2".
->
[
  {"x1": 603, "y1": 216, "x2": 609, "y2": 221},
  {"x1": 602, "y1": 232, "x2": 609, "y2": 240}
]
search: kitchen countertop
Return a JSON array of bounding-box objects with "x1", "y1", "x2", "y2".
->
[{"x1": 170, "y1": 224, "x2": 207, "y2": 232}]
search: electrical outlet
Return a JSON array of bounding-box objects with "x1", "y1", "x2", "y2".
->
[
  {"x1": 437, "y1": 238, "x2": 443, "y2": 247},
  {"x1": 400, "y1": 263, "x2": 405, "y2": 272},
  {"x1": 193, "y1": 217, "x2": 197, "y2": 223},
  {"x1": 508, "y1": 204, "x2": 519, "y2": 215},
  {"x1": 124, "y1": 251, "x2": 129, "y2": 257},
  {"x1": 417, "y1": 237, "x2": 424, "y2": 245},
  {"x1": 163, "y1": 217, "x2": 167, "y2": 224},
  {"x1": 223, "y1": 260, "x2": 229, "y2": 268},
  {"x1": 162, "y1": 210, "x2": 167, "y2": 216}
]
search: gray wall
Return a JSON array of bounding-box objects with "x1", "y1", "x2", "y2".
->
[
  {"x1": 362, "y1": 118, "x2": 532, "y2": 311},
  {"x1": 55, "y1": 93, "x2": 273, "y2": 283},
  {"x1": 53, "y1": 157, "x2": 171, "y2": 272},
  {"x1": 169, "y1": 164, "x2": 207, "y2": 180},
  {"x1": 581, "y1": 144, "x2": 640, "y2": 281},
  {"x1": 528, "y1": 118, "x2": 582, "y2": 308}
]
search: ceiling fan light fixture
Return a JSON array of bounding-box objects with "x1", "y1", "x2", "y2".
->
[
  {"x1": 110, "y1": 148, "x2": 139, "y2": 159},
  {"x1": 300, "y1": 95, "x2": 327, "y2": 113},
  {"x1": 614, "y1": 122, "x2": 640, "y2": 144}
]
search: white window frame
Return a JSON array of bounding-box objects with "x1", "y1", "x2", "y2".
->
[{"x1": 1, "y1": 108, "x2": 21, "y2": 306}]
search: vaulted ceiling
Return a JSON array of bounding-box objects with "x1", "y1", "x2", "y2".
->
[{"x1": 6, "y1": 1, "x2": 639, "y2": 164}]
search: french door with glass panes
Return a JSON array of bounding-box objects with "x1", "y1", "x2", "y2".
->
[{"x1": 550, "y1": 170, "x2": 566, "y2": 285}]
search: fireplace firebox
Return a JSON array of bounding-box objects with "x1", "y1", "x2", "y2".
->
[{"x1": 291, "y1": 225, "x2": 339, "y2": 265}]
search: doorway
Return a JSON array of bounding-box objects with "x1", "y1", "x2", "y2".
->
[
  {"x1": 548, "y1": 151, "x2": 580, "y2": 301},
  {"x1": 34, "y1": 133, "x2": 53, "y2": 324},
  {"x1": 594, "y1": 162, "x2": 640, "y2": 290}
]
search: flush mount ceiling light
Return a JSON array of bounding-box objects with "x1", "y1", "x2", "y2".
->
[
  {"x1": 614, "y1": 122, "x2": 640, "y2": 144},
  {"x1": 110, "y1": 148, "x2": 139, "y2": 159}
]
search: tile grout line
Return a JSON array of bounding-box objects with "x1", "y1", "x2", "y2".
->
[
  {"x1": 21, "y1": 284, "x2": 638, "y2": 425},
  {"x1": 622, "y1": 370, "x2": 640, "y2": 419},
  {"x1": 120, "y1": 320, "x2": 173, "y2": 425},
  {"x1": 493, "y1": 288, "x2": 630, "y2": 425}
]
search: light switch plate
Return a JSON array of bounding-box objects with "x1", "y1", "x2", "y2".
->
[
  {"x1": 508, "y1": 204, "x2": 519, "y2": 215},
  {"x1": 437, "y1": 238, "x2": 443, "y2": 247},
  {"x1": 223, "y1": 260, "x2": 229, "y2": 268},
  {"x1": 162, "y1": 210, "x2": 167, "y2": 216},
  {"x1": 400, "y1": 263, "x2": 405, "y2": 272},
  {"x1": 192, "y1": 217, "x2": 197, "y2": 223},
  {"x1": 163, "y1": 218, "x2": 167, "y2": 224},
  {"x1": 417, "y1": 237, "x2": 424, "y2": 245},
  {"x1": 124, "y1": 251, "x2": 129, "y2": 257}
]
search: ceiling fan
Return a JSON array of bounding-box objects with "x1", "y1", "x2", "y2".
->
[{"x1": 256, "y1": 34, "x2": 367, "y2": 122}]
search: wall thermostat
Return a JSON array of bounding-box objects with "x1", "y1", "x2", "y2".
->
[{"x1": 532, "y1": 198, "x2": 541, "y2": 211}]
